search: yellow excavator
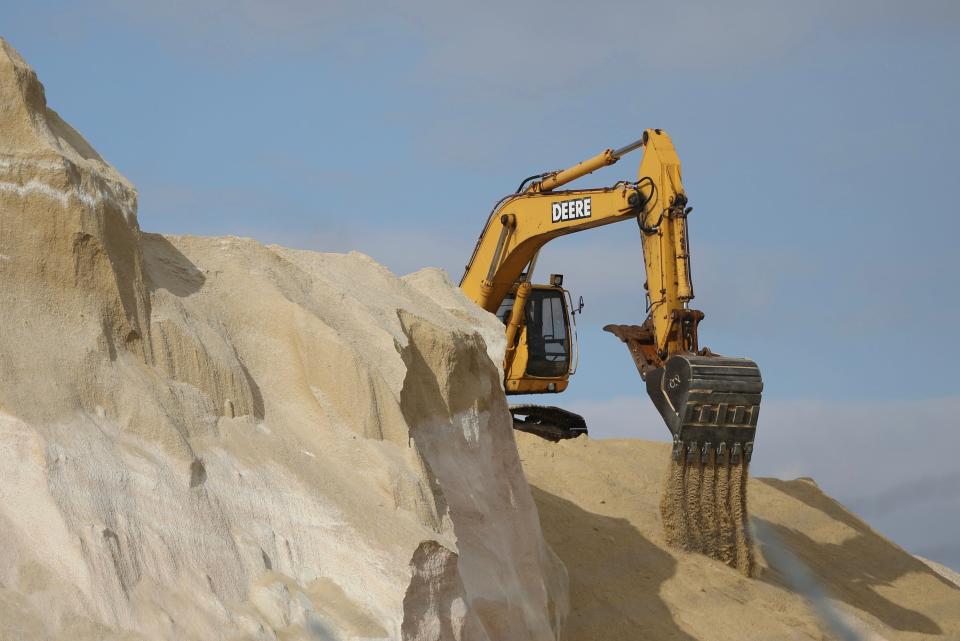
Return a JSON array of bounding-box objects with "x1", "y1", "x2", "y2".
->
[{"x1": 459, "y1": 129, "x2": 763, "y2": 465}]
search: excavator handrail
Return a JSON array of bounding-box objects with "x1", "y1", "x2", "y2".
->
[{"x1": 564, "y1": 289, "x2": 580, "y2": 375}]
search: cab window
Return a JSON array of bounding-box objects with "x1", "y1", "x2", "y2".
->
[
  {"x1": 524, "y1": 289, "x2": 570, "y2": 377},
  {"x1": 496, "y1": 295, "x2": 516, "y2": 326}
]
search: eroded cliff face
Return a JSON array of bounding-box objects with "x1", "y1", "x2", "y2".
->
[{"x1": 0, "y1": 39, "x2": 567, "y2": 641}]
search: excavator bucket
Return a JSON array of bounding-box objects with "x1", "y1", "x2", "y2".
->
[
  {"x1": 603, "y1": 324, "x2": 762, "y2": 460},
  {"x1": 648, "y1": 355, "x2": 763, "y2": 575},
  {"x1": 646, "y1": 354, "x2": 763, "y2": 463}
]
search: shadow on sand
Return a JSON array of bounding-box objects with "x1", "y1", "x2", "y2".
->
[
  {"x1": 529, "y1": 485, "x2": 696, "y2": 641},
  {"x1": 757, "y1": 478, "x2": 957, "y2": 636},
  {"x1": 141, "y1": 232, "x2": 206, "y2": 297}
]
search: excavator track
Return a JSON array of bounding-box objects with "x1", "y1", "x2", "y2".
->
[{"x1": 509, "y1": 404, "x2": 588, "y2": 441}]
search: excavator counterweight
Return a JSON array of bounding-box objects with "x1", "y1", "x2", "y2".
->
[{"x1": 509, "y1": 404, "x2": 588, "y2": 441}]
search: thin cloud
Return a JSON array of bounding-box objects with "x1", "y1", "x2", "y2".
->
[{"x1": 848, "y1": 471, "x2": 960, "y2": 519}]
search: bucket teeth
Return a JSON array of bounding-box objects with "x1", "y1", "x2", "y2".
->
[
  {"x1": 731, "y1": 442, "x2": 743, "y2": 465},
  {"x1": 670, "y1": 439, "x2": 755, "y2": 466},
  {"x1": 672, "y1": 440, "x2": 684, "y2": 462}
]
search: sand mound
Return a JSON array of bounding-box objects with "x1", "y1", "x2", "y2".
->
[
  {"x1": 516, "y1": 433, "x2": 960, "y2": 640},
  {"x1": 0, "y1": 39, "x2": 566, "y2": 641}
]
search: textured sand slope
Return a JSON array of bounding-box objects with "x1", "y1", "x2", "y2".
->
[
  {"x1": 0, "y1": 38, "x2": 566, "y2": 641},
  {"x1": 516, "y1": 434, "x2": 960, "y2": 641}
]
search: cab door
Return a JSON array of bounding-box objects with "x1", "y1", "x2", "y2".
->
[
  {"x1": 497, "y1": 286, "x2": 573, "y2": 394},
  {"x1": 522, "y1": 287, "x2": 571, "y2": 377}
]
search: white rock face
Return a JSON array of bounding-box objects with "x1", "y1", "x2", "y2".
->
[{"x1": 0, "y1": 39, "x2": 567, "y2": 641}]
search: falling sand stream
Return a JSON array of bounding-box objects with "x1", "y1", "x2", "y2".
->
[{"x1": 661, "y1": 445, "x2": 755, "y2": 576}]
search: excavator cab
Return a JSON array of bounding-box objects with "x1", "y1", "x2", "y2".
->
[
  {"x1": 497, "y1": 283, "x2": 574, "y2": 382},
  {"x1": 497, "y1": 276, "x2": 588, "y2": 440}
]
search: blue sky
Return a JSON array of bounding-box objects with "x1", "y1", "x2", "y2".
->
[{"x1": 5, "y1": 2, "x2": 960, "y2": 569}]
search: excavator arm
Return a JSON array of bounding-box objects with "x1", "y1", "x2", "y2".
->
[{"x1": 461, "y1": 129, "x2": 701, "y2": 366}]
